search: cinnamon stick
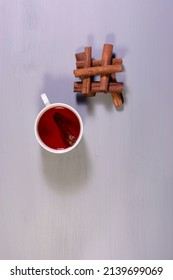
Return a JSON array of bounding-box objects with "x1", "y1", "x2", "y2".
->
[
  {"x1": 76, "y1": 57, "x2": 122, "y2": 69},
  {"x1": 74, "y1": 81, "x2": 123, "y2": 93},
  {"x1": 53, "y1": 113, "x2": 76, "y2": 146},
  {"x1": 111, "y1": 92, "x2": 123, "y2": 107},
  {"x1": 110, "y1": 74, "x2": 123, "y2": 107},
  {"x1": 82, "y1": 47, "x2": 92, "y2": 95},
  {"x1": 74, "y1": 64, "x2": 122, "y2": 78},
  {"x1": 100, "y1": 44, "x2": 113, "y2": 92},
  {"x1": 75, "y1": 52, "x2": 85, "y2": 61}
]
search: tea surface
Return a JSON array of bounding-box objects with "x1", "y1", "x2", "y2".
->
[{"x1": 38, "y1": 106, "x2": 80, "y2": 150}]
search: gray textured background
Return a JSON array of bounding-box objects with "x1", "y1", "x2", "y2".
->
[{"x1": 0, "y1": 0, "x2": 173, "y2": 259}]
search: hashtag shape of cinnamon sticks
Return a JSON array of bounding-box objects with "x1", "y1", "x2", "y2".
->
[{"x1": 73, "y1": 44, "x2": 124, "y2": 107}]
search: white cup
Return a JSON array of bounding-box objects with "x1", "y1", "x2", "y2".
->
[{"x1": 34, "y1": 94, "x2": 83, "y2": 154}]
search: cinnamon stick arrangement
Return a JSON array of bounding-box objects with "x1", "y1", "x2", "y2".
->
[{"x1": 73, "y1": 44, "x2": 124, "y2": 107}]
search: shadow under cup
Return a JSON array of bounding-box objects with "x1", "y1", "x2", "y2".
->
[{"x1": 34, "y1": 103, "x2": 83, "y2": 153}]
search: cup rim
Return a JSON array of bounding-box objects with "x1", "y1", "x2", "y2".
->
[{"x1": 34, "y1": 103, "x2": 83, "y2": 154}]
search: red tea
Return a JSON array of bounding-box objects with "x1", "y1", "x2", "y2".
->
[{"x1": 37, "y1": 106, "x2": 80, "y2": 150}]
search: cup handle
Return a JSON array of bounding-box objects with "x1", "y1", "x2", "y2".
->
[{"x1": 41, "y1": 93, "x2": 50, "y2": 107}]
